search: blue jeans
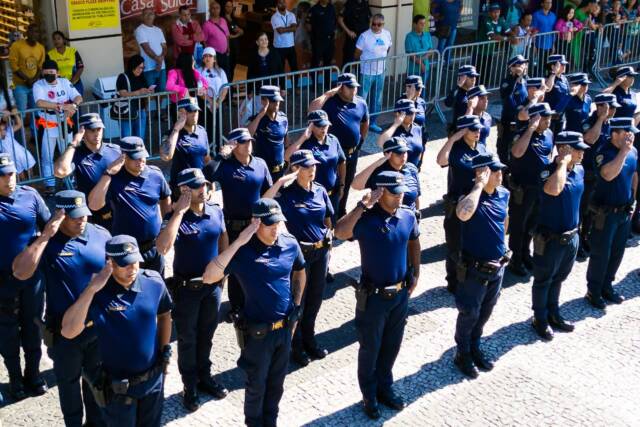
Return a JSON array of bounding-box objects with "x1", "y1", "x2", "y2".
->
[
  {"x1": 13, "y1": 85, "x2": 36, "y2": 140},
  {"x1": 120, "y1": 108, "x2": 147, "y2": 140},
  {"x1": 37, "y1": 124, "x2": 71, "y2": 188},
  {"x1": 360, "y1": 73, "x2": 384, "y2": 123},
  {"x1": 437, "y1": 28, "x2": 458, "y2": 53},
  {"x1": 143, "y1": 69, "x2": 166, "y2": 92}
]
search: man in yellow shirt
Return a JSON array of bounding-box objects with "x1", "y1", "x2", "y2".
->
[{"x1": 9, "y1": 24, "x2": 45, "y2": 112}]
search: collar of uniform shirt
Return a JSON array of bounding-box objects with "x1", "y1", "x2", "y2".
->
[
  {"x1": 249, "y1": 233, "x2": 285, "y2": 250},
  {"x1": 108, "y1": 275, "x2": 142, "y2": 293}
]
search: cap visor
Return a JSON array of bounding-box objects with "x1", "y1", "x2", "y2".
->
[
  {"x1": 126, "y1": 150, "x2": 149, "y2": 160},
  {"x1": 630, "y1": 125, "x2": 640, "y2": 133},
  {"x1": 184, "y1": 178, "x2": 209, "y2": 189},
  {"x1": 0, "y1": 165, "x2": 17, "y2": 175},
  {"x1": 611, "y1": 102, "x2": 622, "y2": 108},
  {"x1": 183, "y1": 105, "x2": 201, "y2": 112},
  {"x1": 387, "y1": 185, "x2": 410, "y2": 194},
  {"x1": 260, "y1": 213, "x2": 287, "y2": 225},
  {"x1": 313, "y1": 119, "x2": 332, "y2": 127},
  {"x1": 470, "y1": 72, "x2": 480, "y2": 77},
  {"x1": 66, "y1": 206, "x2": 92, "y2": 219},
  {"x1": 267, "y1": 95, "x2": 284, "y2": 102},
  {"x1": 469, "y1": 124, "x2": 483, "y2": 131},
  {"x1": 572, "y1": 142, "x2": 590, "y2": 150},
  {"x1": 489, "y1": 162, "x2": 507, "y2": 171},
  {"x1": 387, "y1": 147, "x2": 410, "y2": 154},
  {"x1": 113, "y1": 252, "x2": 144, "y2": 267},
  {"x1": 84, "y1": 122, "x2": 105, "y2": 129}
]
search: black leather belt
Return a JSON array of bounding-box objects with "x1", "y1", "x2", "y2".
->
[
  {"x1": 462, "y1": 251, "x2": 512, "y2": 275},
  {"x1": 299, "y1": 235, "x2": 332, "y2": 253},
  {"x1": 173, "y1": 276, "x2": 222, "y2": 290},
  {"x1": 109, "y1": 363, "x2": 164, "y2": 395}
]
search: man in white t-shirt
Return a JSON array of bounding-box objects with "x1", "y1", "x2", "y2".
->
[
  {"x1": 33, "y1": 59, "x2": 82, "y2": 192},
  {"x1": 354, "y1": 14, "x2": 392, "y2": 132},
  {"x1": 271, "y1": 0, "x2": 298, "y2": 72},
  {"x1": 135, "y1": 7, "x2": 168, "y2": 92}
]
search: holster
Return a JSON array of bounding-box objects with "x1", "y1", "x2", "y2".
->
[
  {"x1": 82, "y1": 368, "x2": 110, "y2": 408},
  {"x1": 589, "y1": 205, "x2": 607, "y2": 231},
  {"x1": 533, "y1": 233, "x2": 548, "y2": 256},
  {"x1": 443, "y1": 195, "x2": 457, "y2": 219},
  {"x1": 456, "y1": 258, "x2": 468, "y2": 283},
  {"x1": 35, "y1": 317, "x2": 57, "y2": 348},
  {"x1": 165, "y1": 277, "x2": 179, "y2": 302},
  {"x1": 354, "y1": 284, "x2": 369, "y2": 312},
  {"x1": 231, "y1": 312, "x2": 247, "y2": 350},
  {"x1": 509, "y1": 178, "x2": 525, "y2": 205}
]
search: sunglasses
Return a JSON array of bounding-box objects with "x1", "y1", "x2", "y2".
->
[{"x1": 372, "y1": 22, "x2": 384, "y2": 27}]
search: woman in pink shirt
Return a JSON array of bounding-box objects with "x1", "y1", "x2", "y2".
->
[
  {"x1": 202, "y1": 0, "x2": 231, "y2": 77},
  {"x1": 166, "y1": 52, "x2": 208, "y2": 115}
]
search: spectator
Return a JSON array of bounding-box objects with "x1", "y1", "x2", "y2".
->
[
  {"x1": 478, "y1": 4, "x2": 509, "y2": 85},
  {"x1": 8, "y1": 24, "x2": 44, "y2": 113},
  {"x1": 338, "y1": 0, "x2": 372, "y2": 64},
  {"x1": 247, "y1": 32, "x2": 284, "y2": 82},
  {"x1": 223, "y1": 0, "x2": 244, "y2": 80},
  {"x1": 307, "y1": 0, "x2": 337, "y2": 83},
  {"x1": 509, "y1": 12, "x2": 536, "y2": 56},
  {"x1": 503, "y1": 0, "x2": 528, "y2": 28},
  {"x1": 295, "y1": 2, "x2": 312, "y2": 69},
  {"x1": 531, "y1": 0, "x2": 557, "y2": 74},
  {"x1": 606, "y1": 0, "x2": 626, "y2": 65},
  {"x1": 555, "y1": 5, "x2": 584, "y2": 61},
  {"x1": 116, "y1": 54, "x2": 154, "y2": 139},
  {"x1": 355, "y1": 14, "x2": 392, "y2": 132},
  {"x1": 624, "y1": 0, "x2": 640, "y2": 18},
  {"x1": 575, "y1": 0, "x2": 600, "y2": 68},
  {"x1": 271, "y1": 0, "x2": 298, "y2": 72},
  {"x1": 171, "y1": 5, "x2": 205, "y2": 60},
  {"x1": 405, "y1": 15, "x2": 434, "y2": 84},
  {"x1": 203, "y1": 0, "x2": 231, "y2": 78},
  {"x1": 166, "y1": 52, "x2": 208, "y2": 117},
  {"x1": 198, "y1": 47, "x2": 228, "y2": 148},
  {"x1": 135, "y1": 7, "x2": 168, "y2": 92},
  {"x1": 0, "y1": 116, "x2": 34, "y2": 178},
  {"x1": 47, "y1": 31, "x2": 84, "y2": 95},
  {"x1": 432, "y1": 0, "x2": 463, "y2": 52}
]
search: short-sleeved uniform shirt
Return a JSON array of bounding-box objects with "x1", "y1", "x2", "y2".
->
[
  {"x1": 447, "y1": 139, "x2": 487, "y2": 200},
  {"x1": 323, "y1": 94, "x2": 369, "y2": 155},
  {"x1": 413, "y1": 96, "x2": 428, "y2": 128},
  {"x1": 478, "y1": 111, "x2": 492, "y2": 146},
  {"x1": 72, "y1": 143, "x2": 121, "y2": 195},
  {"x1": 613, "y1": 86, "x2": 638, "y2": 118},
  {"x1": 537, "y1": 162, "x2": 585, "y2": 233},
  {"x1": 366, "y1": 161, "x2": 421, "y2": 210},
  {"x1": 393, "y1": 123, "x2": 423, "y2": 167},
  {"x1": 510, "y1": 129, "x2": 554, "y2": 187},
  {"x1": 169, "y1": 125, "x2": 209, "y2": 185},
  {"x1": 276, "y1": 181, "x2": 333, "y2": 243},
  {"x1": 461, "y1": 186, "x2": 509, "y2": 262},
  {"x1": 500, "y1": 75, "x2": 528, "y2": 125},
  {"x1": 564, "y1": 94, "x2": 592, "y2": 133},
  {"x1": 592, "y1": 141, "x2": 638, "y2": 207},
  {"x1": 300, "y1": 133, "x2": 345, "y2": 191},
  {"x1": 446, "y1": 87, "x2": 469, "y2": 127},
  {"x1": 581, "y1": 113, "x2": 610, "y2": 172},
  {"x1": 545, "y1": 74, "x2": 571, "y2": 115},
  {"x1": 253, "y1": 112, "x2": 288, "y2": 169}
]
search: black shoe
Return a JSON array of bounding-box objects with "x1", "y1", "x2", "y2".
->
[
  {"x1": 585, "y1": 292, "x2": 607, "y2": 310},
  {"x1": 522, "y1": 255, "x2": 534, "y2": 271},
  {"x1": 576, "y1": 245, "x2": 589, "y2": 261},
  {"x1": 198, "y1": 376, "x2": 228, "y2": 399},
  {"x1": 454, "y1": 352, "x2": 479, "y2": 379},
  {"x1": 532, "y1": 319, "x2": 554, "y2": 341},
  {"x1": 182, "y1": 388, "x2": 200, "y2": 412},
  {"x1": 291, "y1": 349, "x2": 311, "y2": 367},
  {"x1": 24, "y1": 375, "x2": 48, "y2": 396},
  {"x1": 507, "y1": 261, "x2": 528, "y2": 277},
  {"x1": 377, "y1": 391, "x2": 406, "y2": 411},
  {"x1": 446, "y1": 283, "x2": 457, "y2": 294},
  {"x1": 603, "y1": 291, "x2": 625, "y2": 304},
  {"x1": 362, "y1": 398, "x2": 381, "y2": 420},
  {"x1": 9, "y1": 379, "x2": 27, "y2": 401},
  {"x1": 326, "y1": 272, "x2": 335, "y2": 283},
  {"x1": 305, "y1": 346, "x2": 328, "y2": 360},
  {"x1": 470, "y1": 347, "x2": 494, "y2": 371},
  {"x1": 548, "y1": 315, "x2": 575, "y2": 332}
]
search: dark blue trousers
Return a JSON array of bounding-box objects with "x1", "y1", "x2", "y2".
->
[
  {"x1": 455, "y1": 266, "x2": 504, "y2": 353},
  {"x1": 355, "y1": 288, "x2": 409, "y2": 402},
  {"x1": 444, "y1": 212, "x2": 461, "y2": 289},
  {"x1": 586, "y1": 210, "x2": 631, "y2": 298},
  {"x1": 508, "y1": 186, "x2": 539, "y2": 264},
  {"x1": 102, "y1": 370, "x2": 164, "y2": 427},
  {"x1": 238, "y1": 327, "x2": 291, "y2": 427},
  {"x1": 532, "y1": 234, "x2": 578, "y2": 321},
  {"x1": 173, "y1": 283, "x2": 222, "y2": 389},
  {"x1": 140, "y1": 246, "x2": 165, "y2": 278},
  {"x1": 338, "y1": 154, "x2": 359, "y2": 218},
  {"x1": 293, "y1": 247, "x2": 329, "y2": 351},
  {"x1": 227, "y1": 227, "x2": 246, "y2": 310}
]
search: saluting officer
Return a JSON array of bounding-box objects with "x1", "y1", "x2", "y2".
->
[
  {"x1": 585, "y1": 118, "x2": 638, "y2": 310},
  {"x1": 377, "y1": 99, "x2": 424, "y2": 169},
  {"x1": 161, "y1": 97, "x2": 210, "y2": 197},
  {"x1": 248, "y1": 85, "x2": 289, "y2": 181},
  {"x1": 156, "y1": 168, "x2": 229, "y2": 412},
  {"x1": 0, "y1": 153, "x2": 50, "y2": 400},
  {"x1": 507, "y1": 103, "x2": 555, "y2": 277},
  {"x1": 563, "y1": 73, "x2": 592, "y2": 133},
  {"x1": 88, "y1": 136, "x2": 172, "y2": 276},
  {"x1": 334, "y1": 171, "x2": 420, "y2": 420},
  {"x1": 403, "y1": 75, "x2": 428, "y2": 128},
  {"x1": 309, "y1": 72, "x2": 370, "y2": 218},
  {"x1": 12, "y1": 190, "x2": 110, "y2": 427},
  {"x1": 60, "y1": 235, "x2": 173, "y2": 427},
  {"x1": 436, "y1": 115, "x2": 487, "y2": 293},
  {"x1": 513, "y1": 78, "x2": 547, "y2": 132},
  {"x1": 498, "y1": 54, "x2": 529, "y2": 164},
  {"x1": 604, "y1": 66, "x2": 640, "y2": 121},
  {"x1": 444, "y1": 65, "x2": 479, "y2": 133},
  {"x1": 54, "y1": 113, "x2": 121, "y2": 229},
  {"x1": 202, "y1": 198, "x2": 306, "y2": 427},
  {"x1": 544, "y1": 54, "x2": 571, "y2": 134},
  {"x1": 531, "y1": 132, "x2": 588, "y2": 341},
  {"x1": 467, "y1": 85, "x2": 492, "y2": 147},
  {"x1": 204, "y1": 128, "x2": 273, "y2": 316},
  {"x1": 453, "y1": 153, "x2": 509, "y2": 379}
]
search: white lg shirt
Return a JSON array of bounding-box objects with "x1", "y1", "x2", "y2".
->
[
  {"x1": 356, "y1": 28, "x2": 392, "y2": 75},
  {"x1": 32, "y1": 78, "x2": 80, "y2": 123}
]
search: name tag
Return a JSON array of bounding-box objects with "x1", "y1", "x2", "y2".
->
[
  {"x1": 58, "y1": 251, "x2": 74, "y2": 257},
  {"x1": 255, "y1": 257, "x2": 270, "y2": 264},
  {"x1": 108, "y1": 304, "x2": 128, "y2": 312},
  {"x1": 294, "y1": 203, "x2": 307, "y2": 208},
  {"x1": 232, "y1": 172, "x2": 246, "y2": 181}
]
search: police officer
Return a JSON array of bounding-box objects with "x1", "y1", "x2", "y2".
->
[
  {"x1": 544, "y1": 54, "x2": 571, "y2": 134},
  {"x1": 605, "y1": 66, "x2": 639, "y2": 120},
  {"x1": 12, "y1": 190, "x2": 110, "y2": 427},
  {"x1": 0, "y1": 153, "x2": 50, "y2": 400},
  {"x1": 88, "y1": 136, "x2": 172, "y2": 276},
  {"x1": 248, "y1": 85, "x2": 288, "y2": 181},
  {"x1": 264, "y1": 150, "x2": 333, "y2": 366},
  {"x1": 514, "y1": 77, "x2": 547, "y2": 129},
  {"x1": 579, "y1": 93, "x2": 620, "y2": 258},
  {"x1": 403, "y1": 75, "x2": 428, "y2": 128},
  {"x1": 377, "y1": 99, "x2": 424, "y2": 168},
  {"x1": 436, "y1": 115, "x2": 487, "y2": 293},
  {"x1": 53, "y1": 113, "x2": 121, "y2": 229},
  {"x1": 161, "y1": 97, "x2": 210, "y2": 197},
  {"x1": 60, "y1": 235, "x2": 173, "y2": 427},
  {"x1": 563, "y1": 73, "x2": 592, "y2": 133},
  {"x1": 467, "y1": 85, "x2": 492, "y2": 147},
  {"x1": 499, "y1": 54, "x2": 529, "y2": 164},
  {"x1": 444, "y1": 65, "x2": 479, "y2": 133},
  {"x1": 334, "y1": 171, "x2": 420, "y2": 419},
  {"x1": 202, "y1": 198, "x2": 306, "y2": 427},
  {"x1": 531, "y1": 132, "x2": 588, "y2": 341},
  {"x1": 156, "y1": 168, "x2": 229, "y2": 412},
  {"x1": 310, "y1": 73, "x2": 369, "y2": 217},
  {"x1": 585, "y1": 117, "x2": 638, "y2": 310},
  {"x1": 204, "y1": 128, "x2": 273, "y2": 315},
  {"x1": 507, "y1": 103, "x2": 555, "y2": 276},
  {"x1": 453, "y1": 153, "x2": 509, "y2": 378}
]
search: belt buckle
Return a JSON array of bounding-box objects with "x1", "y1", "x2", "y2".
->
[
  {"x1": 313, "y1": 240, "x2": 323, "y2": 249},
  {"x1": 395, "y1": 281, "x2": 402, "y2": 291},
  {"x1": 272, "y1": 319, "x2": 284, "y2": 330}
]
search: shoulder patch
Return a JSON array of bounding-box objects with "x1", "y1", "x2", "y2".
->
[
  {"x1": 540, "y1": 170, "x2": 550, "y2": 180},
  {"x1": 582, "y1": 122, "x2": 590, "y2": 131},
  {"x1": 501, "y1": 82, "x2": 509, "y2": 89},
  {"x1": 595, "y1": 154, "x2": 604, "y2": 166}
]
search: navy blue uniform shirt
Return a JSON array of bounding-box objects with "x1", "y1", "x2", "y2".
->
[
  {"x1": 479, "y1": 111, "x2": 492, "y2": 146},
  {"x1": 613, "y1": 86, "x2": 638, "y2": 118},
  {"x1": 276, "y1": 181, "x2": 333, "y2": 243},
  {"x1": 581, "y1": 113, "x2": 610, "y2": 172},
  {"x1": 500, "y1": 75, "x2": 528, "y2": 124},
  {"x1": 300, "y1": 133, "x2": 345, "y2": 191},
  {"x1": 353, "y1": 204, "x2": 419, "y2": 286},
  {"x1": 461, "y1": 186, "x2": 509, "y2": 262},
  {"x1": 447, "y1": 87, "x2": 469, "y2": 126},
  {"x1": 546, "y1": 75, "x2": 571, "y2": 114},
  {"x1": 72, "y1": 143, "x2": 121, "y2": 194},
  {"x1": 564, "y1": 94, "x2": 592, "y2": 133},
  {"x1": 447, "y1": 139, "x2": 487, "y2": 200},
  {"x1": 323, "y1": 94, "x2": 369, "y2": 154},
  {"x1": 108, "y1": 165, "x2": 171, "y2": 243},
  {"x1": 90, "y1": 270, "x2": 172, "y2": 379},
  {"x1": 169, "y1": 125, "x2": 209, "y2": 185},
  {"x1": 366, "y1": 161, "x2": 421, "y2": 210},
  {"x1": 593, "y1": 141, "x2": 638, "y2": 206},
  {"x1": 42, "y1": 223, "x2": 111, "y2": 320},
  {"x1": 414, "y1": 96, "x2": 427, "y2": 127},
  {"x1": 225, "y1": 233, "x2": 305, "y2": 323},
  {"x1": 393, "y1": 123, "x2": 423, "y2": 167},
  {"x1": 538, "y1": 162, "x2": 585, "y2": 233},
  {"x1": 0, "y1": 186, "x2": 50, "y2": 272},
  {"x1": 510, "y1": 129, "x2": 553, "y2": 187},
  {"x1": 253, "y1": 112, "x2": 288, "y2": 169}
]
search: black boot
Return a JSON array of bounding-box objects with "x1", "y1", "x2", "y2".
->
[
  {"x1": 182, "y1": 387, "x2": 200, "y2": 412},
  {"x1": 532, "y1": 318, "x2": 554, "y2": 341},
  {"x1": 454, "y1": 352, "x2": 479, "y2": 379},
  {"x1": 470, "y1": 347, "x2": 494, "y2": 371},
  {"x1": 548, "y1": 314, "x2": 575, "y2": 332},
  {"x1": 9, "y1": 374, "x2": 27, "y2": 401},
  {"x1": 23, "y1": 373, "x2": 48, "y2": 396}
]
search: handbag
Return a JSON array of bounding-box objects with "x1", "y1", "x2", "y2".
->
[{"x1": 110, "y1": 73, "x2": 139, "y2": 121}]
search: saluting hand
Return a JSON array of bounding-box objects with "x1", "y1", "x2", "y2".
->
[
  {"x1": 106, "y1": 154, "x2": 126, "y2": 176},
  {"x1": 474, "y1": 166, "x2": 491, "y2": 186},
  {"x1": 303, "y1": 123, "x2": 313, "y2": 139},
  {"x1": 529, "y1": 114, "x2": 541, "y2": 131},
  {"x1": 615, "y1": 75, "x2": 626, "y2": 86},
  {"x1": 42, "y1": 209, "x2": 66, "y2": 239},
  {"x1": 236, "y1": 218, "x2": 260, "y2": 245},
  {"x1": 393, "y1": 112, "x2": 406, "y2": 127},
  {"x1": 622, "y1": 133, "x2": 634, "y2": 152},
  {"x1": 219, "y1": 142, "x2": 236, "y2": 158},
  {"x1": 174, "y1": 110, "x2": 187, "y2": 131},
  {"x1": 88, "y1": 260, "x2": 113, "y2": 293},
  {"x1": 174, "y1": 188, "x2": 192, "y2": 214},
  {"x1": 597, "y1": 103, "x2": 610, "y2": 119},
  {"x1": 457, "y1": 75, "x2": 467, "y2": 87},
  {"x1": 277, "y1": 170, "x2": 299, "y2": 187},
  {"x1": 72, "y1": 126, "x2": 85, "y2": 146},
  {"x1": 556, "y1": 147, "x2": 572, "y2": 166},
  {"x1": 469, "y1": 95, "x2": 479, "y2": 110},
  {"x1": 327, "y1": 84, "x2": 341, "y2": 97},
  {"x1": 362, "y1": 188, "x2": 383, "y2": 209}
]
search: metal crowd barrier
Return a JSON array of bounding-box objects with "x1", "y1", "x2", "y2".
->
[{"x1": 594, "y1": 20, "x2": 640, "y2": 85}]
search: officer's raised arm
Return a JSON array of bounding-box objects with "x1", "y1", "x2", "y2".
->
[
  {"x1": 54, "y1": 126, "x2": 84, "y2": 178},
  {"x1": 512, "y1": 113, "x2": 540, "y2": 159},
  {"x1": 351, "y1": 154, "x2": 387, "y2": 190},
  {"x1": 334, "y1": 188, "x2": 382, "y2": 240},
  {"x1": 600, "y1": 132, "x2": 634, "y2": 182},
  {"x1": 436, "y1": 128, "x2": 467, "y2": 167},
  {"x1": 456, "y1": 167, "x2": 490, "y2": 222},
  {"x1": 88, "y1": 154, "x2": 125, "y2": 211},
  {"x1": 156, "y1": 188, "x2": 191, "y2": 255},
  {"x1": 543, "y1": 147, "x2": 572, "y2": 196},
  {"x1": 203, "y1": 219, "x2": 260, "y2": 284}
]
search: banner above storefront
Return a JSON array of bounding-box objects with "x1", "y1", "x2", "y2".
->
[{"x1": 120, "y1": 0, "x2": 198, "y2": 20}]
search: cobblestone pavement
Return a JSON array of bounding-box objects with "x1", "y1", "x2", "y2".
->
[{"x1": 1, "y1": 120, "x2": 639, "y2": 427}]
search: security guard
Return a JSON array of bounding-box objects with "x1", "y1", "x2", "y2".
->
[
  {"x1": 585, "y1": 117, "x2": 638, "y2": 310},
  {"x1": 310, "y1": 73, "x2": 369, "y2": 217},
  {"x1": 53, "y1": 113, "x2": 121, "y2": 229},
  {"x1": 266, "y1": 150, "x2": 333, "y2": 366},
  {"x1": 467, "y1": 85, "x2": 492, "y2": 147},
  {"x1": 334, "y1": 171, "x2": 420, "y2": 419},
  {"x1": 444, "y1": 65, "x2": 479, "y2": 133},
  {"x1": 563, "y1": 73, "x2": 592, "y2": 133},
  {"x1": 531, "y1": 132, "x2": 588, "y2": 341},
  {"x1": 544, "y1": 54, "x2": 571, "y2": 134},
  {"x1": 202, "y1": 198, "x2": 306, "y2": 427},
  {"x1": 453, "y1": 153, "x2": 509, "y2": 379},
  {"x1": 156, "y1": 168, "x2": 229, "y2": 412},
  {"x1": 248, "y1": 85, "x2": 288, "y2": 181},
  {"x1": 498, "y1": 54, "x2": 529, "y2": 164},
  {"x1": 12, "y1": 190, "x2": 110, "y2": 427},
  {"x1": 204, "y1": 128, "x2": 273, "y2": 315},
  {"x1": 606, "y1": 66, "x2": 639, "y2": 120},
  {"x1": 88, "y1": 136, "x2": 172, "y2": 276},
  {"x1": 0, "y1": 153, "x2": 50, "y2": 400},
  {"x1": 507, "y1": 103, "x2": 554, "y2": 276},
  {"x1": 579, "y1": 93, "x2": 620, "y2": 258},
  {"x1": 377, "y1": 99, "x2": 423, "y2": 168},
  {"x1": 60, "y1": 235, "x2": 173, "y2": 427},
  {"x1": 161, "y1": 97, "x2": 210, "y2": 197},
  {"x1": 436, "y1": 115, "x2": 487, "y2": 293}
]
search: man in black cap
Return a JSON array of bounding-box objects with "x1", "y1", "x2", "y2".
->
[{"x1": 202, "y1": 198, "x2": 306, "y2": 427}]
